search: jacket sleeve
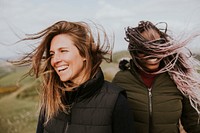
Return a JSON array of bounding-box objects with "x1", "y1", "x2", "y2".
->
[
  {"x1": 112, "y1": 94, "x2": 136, "y2": 133},
  {"x1": 181, "y1": 96, "x2": 200, "y2": 133},
  {"x1": 112, "y1": 71, "x2": 125, "y2": 86},
  {"x1": 36, "y1": 108, "x2": 45, "y2": 133}
]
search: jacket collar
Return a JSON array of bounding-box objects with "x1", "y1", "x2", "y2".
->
[{"x1": 76, "y1": 67, "x2": 104, "y2": 101}]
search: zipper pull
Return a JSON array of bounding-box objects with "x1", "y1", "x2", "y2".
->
[
  {"x1": 148, "y1": 88, "x2": 152, "y2": 97},
  {"x1": 148, "y1": 88, "x2": 152, "y2": 115}
]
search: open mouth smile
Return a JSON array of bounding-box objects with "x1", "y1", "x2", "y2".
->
[
  {"x1": 145, "y1": 58, "x2": 160, "y2": 64},
  {"x1": 57, "y1": 65, "x2": 69, "y2": 72}
]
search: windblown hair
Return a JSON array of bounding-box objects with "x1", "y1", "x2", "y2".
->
[
  {"x1": 12, "y1": 21, "x2": 113, "y2": 122},
  {"x1": 124, "y1": 21, "x2": 200, "y2": 115}
]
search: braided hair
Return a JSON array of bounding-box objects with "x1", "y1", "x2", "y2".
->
[{"x1": 123, "y1": 21, "x2": 200, "y2": 116}]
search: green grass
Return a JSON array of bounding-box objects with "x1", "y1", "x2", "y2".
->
[
  {"x1": 0, "y1": 65, "x2": 40, "y2": 133},
  {"x1": 0, "y1": 66, "x2": 29, "y2": 87},
  {"x1": 0, "y1": 85, "x2": 39, "y2": 133}
]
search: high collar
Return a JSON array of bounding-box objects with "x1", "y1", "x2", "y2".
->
[
  {"x1": 77, "y1": 67, "x2": 104, "y2": 101},
  {"x1": 138, "y1": 68, "x2": 157, "y2": 78},
  {"x1": 62, "y1": 68, "x2": 104, "y2": 103}
]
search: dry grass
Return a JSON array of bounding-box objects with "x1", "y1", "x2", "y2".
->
[
  {"x1": 0, "y1": 86, "x2": 18, "y2": 93},
  {"x1": 0, "y1": 65, "x2": 39, "y2": 133},
  {"x1": 0, "y1": 92, "x2": 39, "y2": 133}
]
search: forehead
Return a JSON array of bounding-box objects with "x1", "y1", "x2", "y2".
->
[{"x1": 50, "y1": 34, "x2": 75, "y2": 49}]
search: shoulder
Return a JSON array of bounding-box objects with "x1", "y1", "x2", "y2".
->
[
  {"x1": 104, "y1": 81, "x2": 124, "y2": 91},
  {"x1": 115, "y1": 70, "x2": 132, "y2": 77},
  {"x1": 112, "y1": 70, "x2": 134, "y2": 85},
  {"x1": 156, "y1": 72, "x2": 176, "y2": 85},
  {"x1": 102, "y1": 81, "x2": 127, "y2": 97}
]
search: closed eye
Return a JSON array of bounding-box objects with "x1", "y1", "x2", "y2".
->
[
  {"x1": 49, "y1": 52, "x2": 54, "y2": 58},
  {"x1": 61, "y1": 49, "x2": 69, "y2": 53}
]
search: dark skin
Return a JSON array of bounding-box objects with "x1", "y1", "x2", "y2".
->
[{"x1": 136, "y1": 29, "x2": 161, "y2": 72}]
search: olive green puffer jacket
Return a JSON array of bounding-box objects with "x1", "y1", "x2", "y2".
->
[{"x1": 112, "y1": 63, "x2": 200, "y2": 133}]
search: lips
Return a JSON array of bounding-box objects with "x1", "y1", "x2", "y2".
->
[{"x1": 145, "y1": 58, "x2": 160, "y2": 64}]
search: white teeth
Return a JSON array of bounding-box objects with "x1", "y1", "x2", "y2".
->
[
  {"x1": 145, "y1": 58, "x2": 160, "y2": 64},
  {"x1": 147, "y1": 58, "x2": 158, "y2": 62},
  {"x1": 57, "y1": 66, "x2": 68, "y2": 71}
]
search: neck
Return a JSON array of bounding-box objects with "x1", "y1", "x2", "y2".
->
[{"x1": 138, "y1": 69, "x2": 157, "y2": 88}]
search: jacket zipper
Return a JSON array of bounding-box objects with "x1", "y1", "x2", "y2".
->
[
  {"x1": 148, "y1": 87, "x2": 153, "y2": 133},
  {"x1": 148, "y1": 88, "x2": 152, "y2": 116}
]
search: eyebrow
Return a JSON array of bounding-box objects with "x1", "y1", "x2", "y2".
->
[{"x1": 50, "y1": 47, "x2": 69, "y2": 52}]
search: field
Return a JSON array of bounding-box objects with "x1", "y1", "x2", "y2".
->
[{"x1": 0, "y1": 65, "x2": 41, "y2": 133}]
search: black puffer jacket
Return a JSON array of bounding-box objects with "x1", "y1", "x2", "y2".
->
[{"x1": 36, "y1": 68, "x2": 135, "y2": 133}]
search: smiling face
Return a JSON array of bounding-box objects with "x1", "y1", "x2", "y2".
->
[
  {"x1": 50, "y1": 34, "x2": 87, "y2": 84},
  {"x1": 137, "y1": 29, "x2": 161, "y2": 72},
  {"x1": 136, "y1": 52, "x2": 160, "y2": 72}
]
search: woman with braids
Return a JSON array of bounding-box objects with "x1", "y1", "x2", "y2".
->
[
  {"x1": 13, "y1": 21, "x2": 135, "y2": 133},
  {"x1": 112, "y1": 21, "x2": 200, "y2": 133}
]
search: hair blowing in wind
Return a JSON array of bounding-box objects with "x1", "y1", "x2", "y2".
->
[{"x1": 125, "y1": 21, "x2": 200, "y2": 117}]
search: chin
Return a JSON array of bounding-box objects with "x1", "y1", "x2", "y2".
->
[
  {"x1": 145, "y1": 65, "x2": 160, "y2": 72},
  {"x1": 60, "y1": 77, "x2": 69, "y2": 82}
]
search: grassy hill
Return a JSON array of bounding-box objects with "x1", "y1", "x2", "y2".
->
[{"x1": 0, "y1": 65, "x2": 40, "y2": 133}]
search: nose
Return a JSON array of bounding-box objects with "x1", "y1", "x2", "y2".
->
[{"x1": 51, "y1": 53, "x2": 61, "y2": 65}]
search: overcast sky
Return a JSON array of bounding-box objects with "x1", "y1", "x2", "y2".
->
[{"x1": 0, "y1": 0, "x2": 200, "y2": 59}]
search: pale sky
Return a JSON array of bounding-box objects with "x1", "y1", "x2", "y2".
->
[{"x1": 0, "y1": 0, "x2": 200, "y2": 59}]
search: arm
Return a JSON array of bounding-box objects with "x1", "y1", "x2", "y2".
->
[
  {"x1": 112, "y1": 93, "x2": 135, "y2": 133},
  {"x1": 181, "y1": 97, "x2": 200, "y2": 133}
]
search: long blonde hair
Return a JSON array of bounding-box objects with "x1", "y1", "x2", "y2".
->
[{"x1": 13, "y1": 21, "x2": 113, "y2": 122}]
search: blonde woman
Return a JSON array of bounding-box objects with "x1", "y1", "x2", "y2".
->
[{"x1": 14, "y1": 21, "x2": 135, "y2": 133}]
